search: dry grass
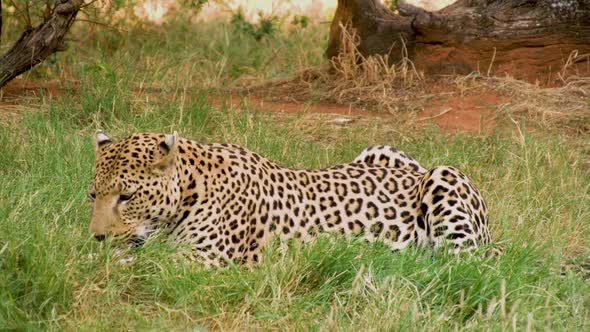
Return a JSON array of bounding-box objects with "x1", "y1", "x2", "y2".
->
[
  {"x1": 453, "y1": 73, "x2": 590, "y2": 135},
  {"x1": 0, "y1": 104, "x2": 48, "y2": 126},
  {"x1": 252, "y1": 63, "x2": 589, "y2": 134},
  {"x1": 245, "y1": 23, "x2": 426, "y2": 112}
]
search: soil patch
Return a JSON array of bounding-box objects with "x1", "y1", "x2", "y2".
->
[
  {"x1": 210, "y1": 94, "x2": 388, "y2": 118},
  {"x1": 211, "y1": 88, "x2": 505, "y2": 134},
  {"x1": 0, "y1": 78, "x2": 78, "y2": 102},
  {"x1": 416, "y1": 89, "x2": 504, "y2": 134}
]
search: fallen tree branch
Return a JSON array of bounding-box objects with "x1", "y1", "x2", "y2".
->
[
  {"x1": 0, "y1": 0, "x2": 83, "y2": 88},
  {"x1": 328, "y1": 0, "x2": 590, "y2": 83}
]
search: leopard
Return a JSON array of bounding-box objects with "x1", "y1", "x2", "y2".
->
[{"x1": 88, "y1": 131, "x2": 496, "y2": 267}]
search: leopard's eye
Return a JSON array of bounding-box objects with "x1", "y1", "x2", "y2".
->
[
  {"x1": 88, "y1": 193, "x2": 96, "y2": 202},
  {"x1": 118, "y1": 193, "x2": 134, "y2": 204}
]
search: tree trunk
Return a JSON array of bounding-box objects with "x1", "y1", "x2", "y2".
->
[
  {"x1": 328, "y1": 0, "x2": 590, "y2": 83},
  {"x1": 0, "y1": 0, "x2": 83, "y2": 88}
]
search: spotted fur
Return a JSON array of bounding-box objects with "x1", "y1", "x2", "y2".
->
[
  {"x1": 89, "y1": 132, "x2": 496, "y2": 267},
  {"x1": 354, "y1": 145, "x2": 496, "y2": 253},
  {"x1": 354, "y1": 145, "x2": 427, "y2": 174}
]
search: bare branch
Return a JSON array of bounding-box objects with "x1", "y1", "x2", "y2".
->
[{"x1": 0, "y1": 0, "x2": 84, "y2": 88}]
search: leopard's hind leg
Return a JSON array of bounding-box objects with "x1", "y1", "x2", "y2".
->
[{"x1": 415, "y1": 166, "x2": 492, "y2": 253}]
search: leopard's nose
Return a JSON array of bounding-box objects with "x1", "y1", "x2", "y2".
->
[{"x1": 94, "y1": 234, "x2": 106, "y2": 242}]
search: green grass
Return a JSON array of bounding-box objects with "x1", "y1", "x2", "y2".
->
[{"x1": 1, "y1": 18, "x2": 589, "y2": 330}]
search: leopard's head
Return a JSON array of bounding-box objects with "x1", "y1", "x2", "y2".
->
[{"x1": 88, "y1": 131, "x2": 181, "y2": 244}]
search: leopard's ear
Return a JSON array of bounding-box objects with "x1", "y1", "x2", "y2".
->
[
  {"x1": 95, "y1": 129, "x2": 112, "y2": 151},
  {"x1": 153, "y1": 131, "x2": 178, "y2": 175}
]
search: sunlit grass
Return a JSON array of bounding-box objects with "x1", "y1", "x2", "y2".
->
[
  {"x1": 0, "y1": 17, "x2": 589, "y2": 331},
  {"x1": 1, "y1": 86, "x2": 589, "y2": 329}
]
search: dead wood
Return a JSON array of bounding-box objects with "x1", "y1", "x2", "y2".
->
[
  {"x1": 0, "y1": 0, "x2": 83, "y2": 88},
  {"x1": 328, "y1": 0, "x2": 590, "y2": 83}
]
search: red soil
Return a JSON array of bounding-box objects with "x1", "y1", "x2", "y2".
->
[
  {"x1": 416, "y1": 90, "x2": 503, "y2": 134},
  {"x1": 0, "y1": 78, "x2": 76, "y2": 101},
  {"x1": 211, "y1": 90, "x2": 504, "y2": 134}
]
